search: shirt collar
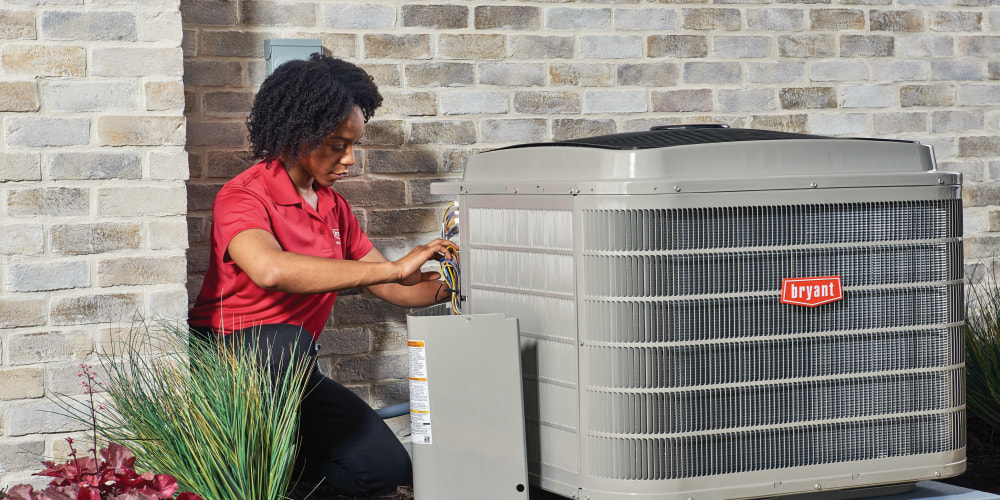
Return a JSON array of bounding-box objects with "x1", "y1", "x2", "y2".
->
[{"x1": 262, "y1": 158, "x2": 335, "y2": 211}]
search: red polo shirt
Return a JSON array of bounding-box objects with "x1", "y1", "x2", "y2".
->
[{"x1": 188, "y1": 159, "x2": 374, "y2": 338}]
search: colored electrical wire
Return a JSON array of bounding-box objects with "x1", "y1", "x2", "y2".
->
[{"x1": 440, "y1": 202, "x2": 462, "y2": 314}]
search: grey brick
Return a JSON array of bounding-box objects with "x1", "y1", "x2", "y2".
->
[
  {"x1": 932, "y1": 11, "x2": 983, "y2": 31},
  {"x1": 479, "y1": 63, "x2": 545, "y2": 87},
  {"x1": 931, "y1": 60, "x2": 985, "y2": 81},
  {"x1": 872, "y1": 60, "x2": 929, "y2": 81},
  {"x1": 583, "y1": 89, "x2": 646, "y2": 114},
  {"x1": 7, "y1": 187, "x2": 88, "y2": 217},
  {"x1": 896, "y1": 35, "x2": 954, "y2": 57},
  {"x1": 0, "y1": 368, "x2": 44, "y2": 400},
  {"x1": 0, "y1": 440, "x2": 45, "y2": 473},
  {"x1": 959, "y1": 136, "x2": 1000, "y2": 157},
  {"x1": 718, "y1": 88, "x2": 777, "y2": 112},
  {"x1": 932, "y1": 110, "x2": 985, "y2": 133},
  {"x1": 186, "y1": 183, "x2": 222, "y2": 212},
  {"x1": 747, "y1": 8, "x2": 805, "y2": 31},
  {"x1": 713, "y1": 36, "x2": 771, "y2": 58},
  {"x1": 617, "y1": 63, "x2": 680, "y2": 87},
  {"x1": 205, "y1": 150, "x2": 252, "y2": 179},
  {"x1": 0, "y1": 9, "x2": 36, "y2": 39},
  {"x1": 682, "y1": 8, "x2": 741, "y2": 30},
  {"x1": 181, "y1": 0, "x2": 237, "y2": 26},
  {"x1": 0, "y1": 297, "x2": 45, "y2": 328},
  {"x1": 938, "y1": 161, "x2": 985, "y2": 183},
  {"x1": 410, "y1": 121, "x2": 477, "y2": 145},
  {"x1": 870, "y1": 9, "x2": 925, "y2": 31},
  {"x1": 840, "y1": 35, "x2": 894, "y2": 56},
  {"x1": 6, "y1": 259, "x2": 88, "y2": 292},
  {"x1": 41, "y1": 10, "x2": 135, "y2": 41},
  {"x1": 365, "y1": 149, "x2": 438, "y2": 175},
  {"x1": 439, "y1": 34, "x2": 504, "y2": 60},
  {"x1": 360, "y1": 64, "x2": 400, "y2": 87},
  {"x1": 475, "y1": 5, "x2": 540, "y2": 30},
  {"x1": 410, "y1": 177, "x2": 460, "y2": 205},
  {"x1": 361, "y1": 120, "x2": 406, "y2": 147},
  {"x1": 780, "y1": 87, "x2": 837, "y2": 109},
  {"x1": 139, "y1": 9, "x2": 182, "y2": 44},
  {"x1": 240, "y1": 1, "x2": 316, "y2": 27},
  {"x1": 334, "y1": 179, "x2": 407, "y2": 207},
  {"x1": 841, "y1": 85, "x2": 895, "y2": 107},
  {"x1": 51, "y1": 292, "x2": 142, "y2": 326},
  {"x1": 959, "y1": 85, "x2": 1000, "y2": 106},
  {"x1": 98, "y1": 185, "x2": 186, "y2": 216},
  {"x1": 331, "y1": 354, "x2": 407, "y2": 383},
  {"x1": 963, "y1": 183, "x2": 1000, "y2": 206},
  {"x1": 873, "y1": 112, "x2": 927, "y2": 134},
  {"x1": 750, "y1": 114, "x2": 809, "y2": 133},
  {"x1": 43, "y1": 80, "x2": 137, "y2": 112},
  {"x1": 482, "y1": 118, "x2": 547, "y2": 143},
  {"x1": 0, "y1": 223, "x2": 43, "y2": 255},
  {"x1": 810, "y1": 61, "x2": 868, "y2": 81},
  {"x1": 365, "y1": 208, "x2": 439, "y2": 237},
  {"x1": 648, "y1": 35, "x2": 708, "y2": 58},
  {"x1": 364, "y1": 34, "x2": 431, "y2": 60},
  {"x1": 323, "y1": 3, "x2": 395, "y2": 29},
  {"x1": 683, "y1": 62, "x2": 741, "y2": 84},
  {"x1": 441, "y1": 90, "x2": 509, "y2": 115},
  {"x1": 552, "y1": 118, "x2": 617, "y2": 142},
  {"x1": 652, "y1": 89, "x2": 713, "y2": 112},
  {"x1": 614, "y1": 8, "x2": 678, "y2": 30},
  {"x1": 147, "y1": 219, "x2": 189, "y2": 251},
  {"x1": 381, "y1": 91, "x2": 436, "y2": 116},
  {"x1": 91, "y1": 47, "x2": 182, "y2": 77},
  {"x1": 546, "y1": 7, "x2": 611, "y2": 30},
  {"x1": 403, "y1": 4, "x2": 467, "y2": 29},
  {"x1": 202, "y1": 91, "x2": 254, "y2": 118},
  {"x1": 404, "y1": 63, "x2": 473, "y2": 87},
  {"x1": 146, "y1": 81, "x2": 184, "y2": 112},
  {"x1": 51, "y1": 222, "x2": 141, "y2": 255},
  {"x1": 900, "y1": 84, "x2": 954, "y2": 107},
  {"x1": 317, "y1": 327, "x2": 371, "y2": 356},
  {"x1": 0, "y1": 80, "x2": 38, "y2": 111},
  {"x1": 581, "y1": 35, "x2": 642, "y2": 59},
  {"x1": 748, "y1": 61, "x2": 806, "y2": 83},
  {"x1": 8, "y1": 401, "x2": 89, "y2": 436},
  {"x1": 185, "y1": 120, "x2": 245, "y2": 149},
  {"x1": 778, "y1": 34, "x2": 836, "y2": 57},
  {"x1": 809, "y1": 8, "x2": 865, "y2": 29},
  {"x1": 97, "y1": 256, "x2": 186, "y2": 286},
  {"x1": 184, "y1": 60, "x2": 243, "y2": 87},
  {"x1": 809, "y1": 113, "x2": 867, "y2": 136},
  {"x1": 6, "y1": 117, "x2": 89, "y2": 147},
  {"x1": 550, "y1": 63, "x2": 615, "y2": 87},
  {"x1": 99, "y1": 115, "x2": 185, "y2": 147},
  {"x1": 961, "y1": 36, "x2": 1000, "y2": 57},
  {"x1": 443, "y1": 148, "x2": 478, "y2": 173},
  {"x1": 7, "y1": 330, "x2": 92, "y2": 365},
  {"x1": 0, "y1": 152, "x2": 40, "y2": 182},
  {"x1": 510, "y1": 35, "x2": 573, "y2": 59}
]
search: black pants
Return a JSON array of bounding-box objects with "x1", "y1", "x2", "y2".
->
[{"x1": 190, "y1": 323, "x2": 412, "y2": 497}]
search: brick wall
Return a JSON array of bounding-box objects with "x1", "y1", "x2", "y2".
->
[
  {"x1": 0, "y1": 0, "x2": 187, "y2": 486},
  {"x1": 2, "y1": 0, "x2": 999, "y2": 486}
]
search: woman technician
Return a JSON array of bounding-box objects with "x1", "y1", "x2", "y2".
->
[{"x1": 188, "y1": 54, "x2": 453, "y2": 498}]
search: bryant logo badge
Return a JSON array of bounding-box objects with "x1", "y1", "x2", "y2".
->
[{"x1": 780, "y1": 276, "x2": 843, "y2": 307}]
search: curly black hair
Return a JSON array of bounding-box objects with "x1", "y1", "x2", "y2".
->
[{"x1": 247, "y1": 53, "x2": 383, "y2": 166}]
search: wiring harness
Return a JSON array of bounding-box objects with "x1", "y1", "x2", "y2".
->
[{"x1": 439, "y1": 202, "x2": 462, "y2": 314}]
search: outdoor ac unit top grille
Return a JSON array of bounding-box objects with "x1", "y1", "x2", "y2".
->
[
  {"x1": 498, "y1": 127, "x2": 838, "y2": 151},
  {"x1": 584, "y1": 201, "x2": 960, "y2": 252}
]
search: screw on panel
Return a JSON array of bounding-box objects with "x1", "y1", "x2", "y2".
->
[
  {"x1": 810, "y1": 182, "x2": 818, "y2": 188},
  {"x1": 773, "y1": 482, "x2": 782, "y2": 488},
  {"x1": 938, "y1": 178, "x2": 945, "y2": 184},
  {"x1": 814, "y1": 484, "x2": 822, "y2": 491},
  {"x1": 934, "y1": 471, "x2": 941, "y2": 477},
  {"x1": 673, "y1": 185, "x2": 681, "y2": 192},
  {"x1": 570, "y1": 188, "x2": 580, "y2": 195},
  {"x1": 513, "y1": 188, "x2": 518, "y2": 194}
]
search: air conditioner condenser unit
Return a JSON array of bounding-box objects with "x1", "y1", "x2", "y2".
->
[{"x1": 430, "y1": 126, "x2": 965, "y2": 500}]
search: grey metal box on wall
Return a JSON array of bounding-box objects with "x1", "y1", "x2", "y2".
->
[{"x1": 431, "y1": 126, "x2": 965, "y2": 500}]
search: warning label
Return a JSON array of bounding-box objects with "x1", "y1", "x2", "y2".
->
[{"x1": 408, "y1": 340, "x2": 432, "y2": 444}]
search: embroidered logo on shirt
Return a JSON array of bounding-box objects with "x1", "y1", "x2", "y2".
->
[{"x1": 332, "y1": 228, "x2": 341, "y2": 244}]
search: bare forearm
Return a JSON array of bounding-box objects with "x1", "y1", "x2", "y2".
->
[
  {"x1": 258, "y1": 252, "x2": 402, "y2": 294},
  {"x1": 368, "y1": 279, "x2": 448, "y2": 308}
]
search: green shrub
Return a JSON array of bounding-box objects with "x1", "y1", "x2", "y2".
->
[
  {"x1": 81, "y1": 321, "x2": 313, "y2": 500},
  {"x1": 966, "y1": 278, "x2": 1000, "y2": 432}
]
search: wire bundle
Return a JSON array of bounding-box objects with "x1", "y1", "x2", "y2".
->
[{"x1": 440, "y1": 202, "x2": 462, "y2": 314}]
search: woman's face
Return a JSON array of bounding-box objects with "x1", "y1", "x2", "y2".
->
[{"x1": 297, "y1": 105, "x2": 365, "y2": 187}]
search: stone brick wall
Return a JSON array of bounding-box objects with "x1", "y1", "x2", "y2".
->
[{"x1": 0, "y1": 0, "x2": 187, "y2": 486}]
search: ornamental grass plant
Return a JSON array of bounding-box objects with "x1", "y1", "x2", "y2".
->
[
  {"x1": 965, "y1": 275, "x2": 1000, "y2": 432},
  {"x1": 68, "y1": 321, "x2": 314, "y2": 500}
]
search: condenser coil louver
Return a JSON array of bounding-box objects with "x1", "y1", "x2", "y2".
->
[{"x1": 430, "y1": 126, "x2": 964, "y2": 500}]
